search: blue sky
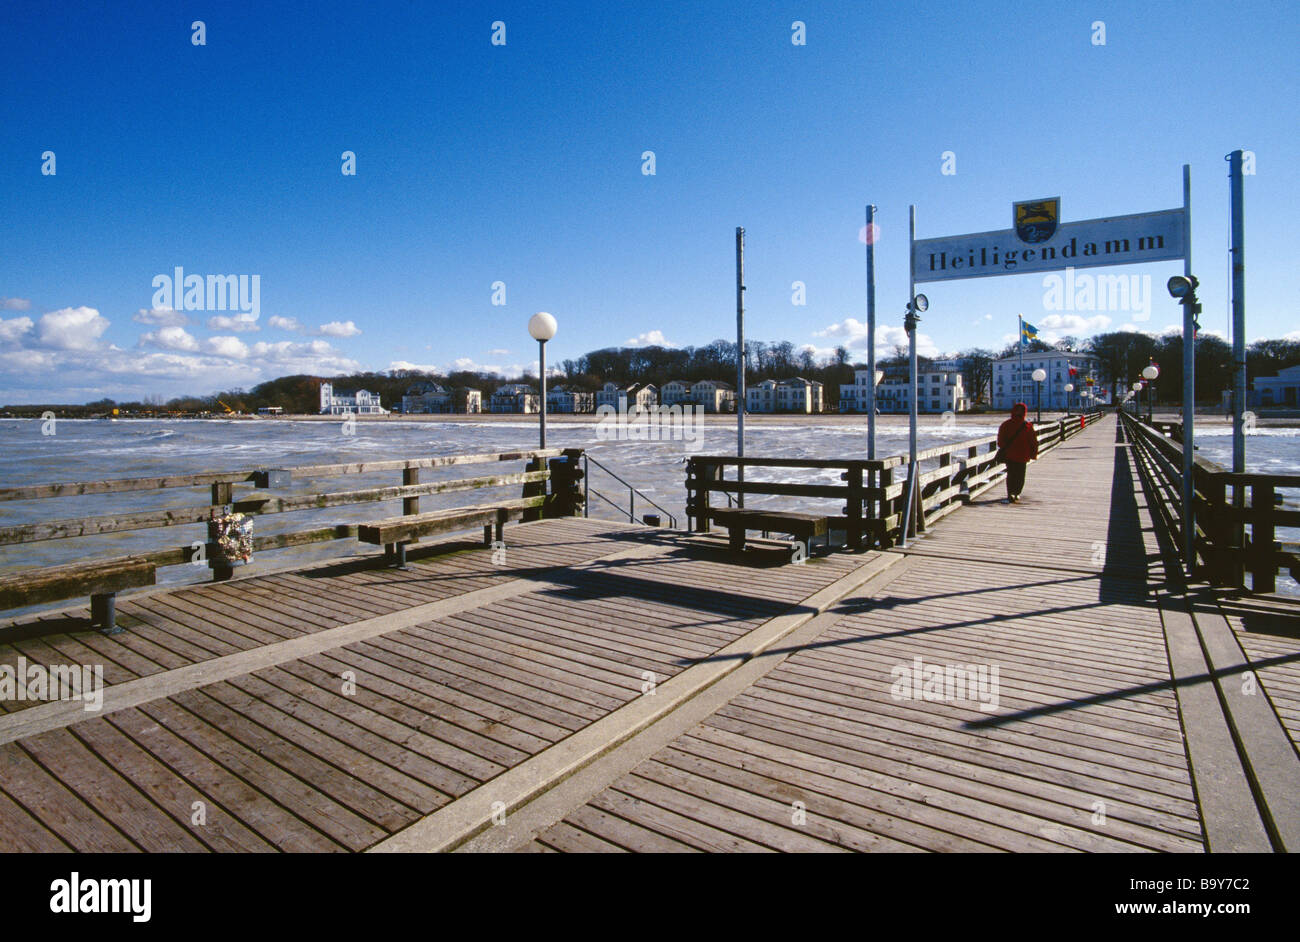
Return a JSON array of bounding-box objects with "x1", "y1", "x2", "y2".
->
[{"x1": 1, "y1": 0, "x2": 1297, "y2": 403}]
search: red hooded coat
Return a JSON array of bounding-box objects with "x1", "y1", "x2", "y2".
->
[{"x1": 997, "y1": 403, "x2": 1039, "y2": 462}]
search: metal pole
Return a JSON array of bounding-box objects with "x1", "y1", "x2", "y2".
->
[
  {"x1": 900, "y1": 205, "x2": 918, "y2": 548},
  {"x1": 1018, "y1": 315, "x2": 1024, "y2": 408},
  {"x1": 538, "y1": 339, "x2": 547, "y2": 448},
  {"x1": 866, "y1": 205, "x2": 877, "y2": 460},
  {"x1": 1229, "y1": 150, "x2": 1246, "y2": 475},
  {"x1": 736, "y1": 226, "x2": 746, "y2": 509},
  {"x1": 908, "y1": 206, "x2": 917, "y2": 472},
  {"x1": 1228, "y1": 150, "x2": 1247, "y2": 585},
  {"x1": 1181, "y1": 164, "x2": 1195, "y2": 578}
]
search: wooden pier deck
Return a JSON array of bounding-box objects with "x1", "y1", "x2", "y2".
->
[{"x1": 2, "y1": 415, "x2": 1297, "y2": 852}]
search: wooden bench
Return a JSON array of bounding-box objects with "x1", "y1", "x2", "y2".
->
[
  {"x1": 0, "y1": 555, "x2": 156, "y2": 634},
  {"x1": 706, "y1": 508, "x2": 830, "y2": 558},
  {"x1": 357, "y1": 498, "x2": 542, "y2": 568}
]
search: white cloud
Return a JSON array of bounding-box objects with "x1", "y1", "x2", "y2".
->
[
  {"x1": 1038, "y1": 313, "x2": 1112, "y2": 333},
  {"x1": 624, "y1": 330, "x2": 677, "y2": 348},
  {"x1": 1283, "y1": 330, "x2": 1300, "y2": 342},
  {"x1": 487, "y1": 348, "x2": 510, "y2": 356},
  {"x1": 37, "y1": 306, "x2": 110, "y2": 350},
  {"x1": 133, "y1": 307, "x2": 189, "y2": 326},
  {"x1": 813, "y1": 318, "x2": 938, "y2": 357},
  {"x1": 0, "y1": 316, "x2": 34, "y2": 344},
  {"x1": 1, "y1": 297, "x2": 32, "y2": 311},
  {"x1": 389, "y1": 360, "x2": 443, "y2": 373},
  {"x1": 140, "y1": 325, "x2": 200, "y2": 352},
  {"x1": 204, "y1": 335, "x2": 250, "y2": 358},
  {"x1": 206, "y1": 313, "x2": 260, "y2": 332},
  {"x1": 317, "y1": 319, "x2": 361, "y2": 337},
  {"x1": 268, "y1": 315, "x2": 302, "y2": 331}
]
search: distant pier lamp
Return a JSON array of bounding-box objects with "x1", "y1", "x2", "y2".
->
[
  {"x1": 1031, "y1": 368, "x2": 1046, "y2": 422},
  {"x1": 1063, "y1": 382, "x2": 1074, "y2": 417},
  {"x1": 528, "y1": 312, "x2": 558, "y2": 448},
  {"x1": 1142, "y1": 363, "x2": 1159, "y2": 422},
  {"x1": 1131, "y1": 380, "x2": 1144, "y2": 416}
]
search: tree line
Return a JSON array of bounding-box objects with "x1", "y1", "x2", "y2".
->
[{"x1": 6, "y1": 333, "x2": 1297, "y2": 416}]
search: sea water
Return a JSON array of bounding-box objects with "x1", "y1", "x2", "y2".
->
[{"x1": 1, "y1": 416, "x2": 1295, "y2": 595}]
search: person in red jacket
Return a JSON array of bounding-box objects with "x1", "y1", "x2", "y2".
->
[{"x1": 997, "y1": 402, "x2": 1039, "y2": 503}]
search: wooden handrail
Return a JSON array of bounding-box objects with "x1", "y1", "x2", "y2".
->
[
  {"x1": 0, "y1": 448, "x2": 563, "y2": 502},
  {"x1": 1121, "y1": 412, "x2": 1298, "y2": 593},
  {"x1": 0, "y1": 448, "x2": 583, "y2": 591},
  {"x1": 686, "y1": 411, "x2": 1103, "y2": 550}
]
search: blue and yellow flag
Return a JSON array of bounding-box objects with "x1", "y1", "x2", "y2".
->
[{"x1": 1020, "y1": 320, "x2": 1039, "y2": 343}]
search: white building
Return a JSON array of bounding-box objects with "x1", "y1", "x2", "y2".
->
[
  {"x1": 401, "y1": 382, "x2": 481, "y2": 413},
  {"x1": 992, "y1": 352, "x2": 1100, "y2": 411},
  {"x1": 840, "y1": 369, "x2": 966, "y2": 414},
  {"x1": 490, "y1": 384, "x2": 539, "y2": 413},
  {"x1": 660, "y1": 380, "x2": 693, "y2": 407},
  {"x1": 595, "y1": 383, "x2": 657, "y2": 411},
  {"x1": 746, "y1": 378, "x2": 821, "y2": 413},
  {"x1": 1252, "y1": 364, "x2": 1300, "y2": 408},
  {"x1": 546, "y1": 386, "x2": 595, "y2": 413},
  {"x1": 319, "y1": 382, "x2": 386, "y2": 415},
  {"x1": 690, "y1": 380, "x2": 735, "y2": 413}
]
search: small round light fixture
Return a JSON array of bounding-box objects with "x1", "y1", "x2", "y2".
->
[
  {"x1": 1032, "y1": 368, "x2": 1046, "y2": 382},
  {"x1": 1167, "y1": 276, "x2": 1194, "y2": 299},
  {"x1": 1064, "y1": 383, "x2": 1074, "y2": 392},
  {"x1": 913, "y1": 294, "x2": 928, "y2": 312},
  {"x1": 528, "y1": 311, "x2": 558, "y2": 342},
  {"x1": 1142, "y1": 364, "x2": 1159, "y2": 381}
]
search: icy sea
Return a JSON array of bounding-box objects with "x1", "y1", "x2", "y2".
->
[{"x1": 0, "y1": 416, "x2": 1295, "y2": 596}]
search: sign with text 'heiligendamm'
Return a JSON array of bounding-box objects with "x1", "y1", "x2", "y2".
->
[{"x1": 912, "y1": 207, "x2": 1186, "y2": 284}]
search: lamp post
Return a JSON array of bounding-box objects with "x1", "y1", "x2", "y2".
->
[
  {"x1": 900, "y1": 292, "x2": 928, "y2": 547},
  {"x1": 1142, "y1": 362, "x2": 1159, "y2": 423},
  {"x1": 1064, "y1": 382, "x2": 1074, "y2": 417},
  {"x1": 1032, "y1": 368, "x2": 1046, "y2": 422},
  {"x1": 1131, "y1": 381, "x2": 1143, "y2": 417},
  {"x1": 528, "y1": 312, "x2": 557, "y2": 448}
]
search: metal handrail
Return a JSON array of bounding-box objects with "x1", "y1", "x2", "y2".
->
[{"x1": 582, "y1": 454, "x2": 679, "y2": 529}]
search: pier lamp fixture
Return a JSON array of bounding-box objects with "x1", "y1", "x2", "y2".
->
[
  {"x1": 1142, "y1": 363, "x2": 1159, "y2": 422},
  {"x1": 528, "y1": 312, "x2": 558, "y2": 448},
  {"x1": 900, "y1": 293, "x2": 928, "y2": 546},
  {"x1": 1063, "y1": 382, "x2": 1074, "y2": 417},
  {"x1": 1031, "y1": 368, "x2": 1046, "y2": 422},
  {"x1": 1131, "y1": 380, "x2": 1144, "y2": 417}
]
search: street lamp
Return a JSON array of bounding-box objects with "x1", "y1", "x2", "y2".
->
[
  {"x1": 528, "y1": 312, "x2": 558, "y2": 447},
  {"x1": 1142, "y1": 362, "x2": 1159, "y2": 422},
  {"x1": 1131, "y1": 380, "x2": 1143, "y2": 417},
  {"x1": 1032, "y1": 368, "x2": 1046, "y2": 422},
  {"x1": 1064, "y1": 382, "x2": 1074, "y2": 417}
]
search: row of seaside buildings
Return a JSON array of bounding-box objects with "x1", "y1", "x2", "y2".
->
[{"x1": 320, "y1": 351, "x2": 1112, "y2": 415}]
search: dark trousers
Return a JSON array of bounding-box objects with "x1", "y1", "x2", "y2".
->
[{"x1": 1006, "y1": 461, "x2": 1027, "y2": 497}]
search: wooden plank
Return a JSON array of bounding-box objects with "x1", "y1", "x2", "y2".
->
[
  {"x1": 106, "y1": 707, "x2": 344, "y2": 852},
  {"x1": 0, "y1": 556, "x2": 155, "y2": 608},
  {"x1": 0, "y1": 743, "x2": 138, "y2": 851},
  {"x1": 69, "y1": 717, "x2": 276, "y2": 852},
  {"x1": 138, "y1": 697, "x2": 383, "y2": 850},
  {"x1": 20, "y1": 726, "x2": 209, "y2": 852}
]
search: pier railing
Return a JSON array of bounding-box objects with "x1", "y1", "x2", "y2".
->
[
  {"x1": 0, "y1": 448, "x2": 584, "y2": 587},
  {"x1": 1120, "y1": 412, "x2": 1299, "y2": 592},
  {"x1": 686, "y1": 411, "x2": 1103, "y2": 548}
]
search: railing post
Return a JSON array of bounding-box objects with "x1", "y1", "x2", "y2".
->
[
  {"x1": 846, "y1": 465, "x2": 863, "y2": 551},
  {"x1": 521, "y1": 457, "x2": 545, "y2": 522},
  {"x1": 210, "y1": 481, "x2": 233, "y2": 582},
  {"x1": 403, "y1": 467, "x2": 420, "y2": 517},
  {"x1": 1252, "y1": 482, "x2": 1276, "y2": 593}
]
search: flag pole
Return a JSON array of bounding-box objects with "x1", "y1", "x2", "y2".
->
[{"x1": 1018, "y1": 314, "x2": 1024, "y2": 407}]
